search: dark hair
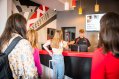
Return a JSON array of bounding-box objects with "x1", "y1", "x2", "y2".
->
[
  {"x1": 98, "y1": 12, "x2": 119, "y2": 55},
  {"x1": 0, "y1": 13, "x2": 27, "y2": 52}
]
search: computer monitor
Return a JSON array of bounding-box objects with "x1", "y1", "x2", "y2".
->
[
  {"x1": 79, "y1": 44, "x2": 88, "y2": 52},
  {"x1": 70, "y1": 44, "x2": 79, "y2": 52},
  {"x1": 70, "y1": 44, "x2": 88, "y2": 52}
]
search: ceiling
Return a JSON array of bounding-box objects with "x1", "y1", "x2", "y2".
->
[
  {"x1": 30, "y1": 0, "x2": 74, "y2": 11},
  {"x1": 19, "y1": 0, "x2": 40, "y2": 6}
]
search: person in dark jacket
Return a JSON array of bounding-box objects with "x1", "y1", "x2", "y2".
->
[{"x1": 69, "y1": 29, "x2": 91, "y2": 52}]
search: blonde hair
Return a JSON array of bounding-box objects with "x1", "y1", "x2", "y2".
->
[
  {"x1": 51, "y1": 30, "x2": 63, "y2": 48},
  {"x1": 27, "y1": 29, "x2": 38, "y2": 48}
]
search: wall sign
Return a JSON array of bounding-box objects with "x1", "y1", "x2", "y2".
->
[{"x1": 86, "y1": 13, "x2": 104, "y2": 31}]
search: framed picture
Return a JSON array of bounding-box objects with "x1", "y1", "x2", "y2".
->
[
  {"x1": 47, "y1": 28, "x2": 55, "y2": 39},
  {"x1": 86, "y1": 13, "x2": 104, "y2": 31}
]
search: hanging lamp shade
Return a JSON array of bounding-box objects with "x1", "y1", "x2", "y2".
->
[
  {"x1": 78, "y1": 7, "x2": 82, "y2": 14},
  {"x1": 78, "y1": 0, "x2": 82, "y2": 14},
  {"x1": 72, "y1": 0, "x2": 76, "y2": 7},
  {"x1": 95, "y1": 4, "x2": 99, "y2": 12},
  {"x1": 64, "y1": 1, "x2": 69, "y2": 10}
]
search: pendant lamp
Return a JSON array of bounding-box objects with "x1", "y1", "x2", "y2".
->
[
  {"x1": 65, "y1": 0, "x2": 69, "y2": 10},
  {"x1": 72, "y1": 0, "x2": 76, "y2": 7},
  {"x1": 78, "y1": 0, "x2": 82, "y2": 14},
  {"x1": 95, "y1": 0, "x2": 99, "y2": 12}
]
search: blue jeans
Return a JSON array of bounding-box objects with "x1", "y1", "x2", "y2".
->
[{"x1": 52, "y1": 54, "x2": 64, "y2": 79}]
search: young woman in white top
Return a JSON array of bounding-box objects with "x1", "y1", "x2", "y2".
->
[{"x1": 43, "y1": 30, "x2": 68, "y2": 79}]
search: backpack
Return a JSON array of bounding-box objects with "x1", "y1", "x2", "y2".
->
[{"x1": 0, "y1": 36, "x2": 22, "y2": 79}]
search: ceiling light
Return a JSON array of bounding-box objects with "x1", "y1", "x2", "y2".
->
[
  {"x1": 78, "y1": 7, "x2": 82, "y2": 14},
  {"x1": 78, "y1": 0, "x2": 82, "y2": 14},
  {"x1": 95, "y1": 0, "x2": 99, "y2": 12},
  {"x1": 72, "y1": 0, "x2": 76, "y2": 7},
  {"x1": 65, "y1": 1, "x2": 69, "y2": 10}
]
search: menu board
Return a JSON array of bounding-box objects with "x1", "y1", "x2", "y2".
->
[{"x1": 86, "y1": 13, "x2": 104, "y2": 31}]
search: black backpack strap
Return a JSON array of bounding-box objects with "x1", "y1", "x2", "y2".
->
[{"x1": 4, "y1": 36, "x2": 22, "y2": 55}]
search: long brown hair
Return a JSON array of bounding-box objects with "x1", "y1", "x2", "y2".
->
[
  {"x1": 0, "y1": 13, "x2": 27, "y2": 52},
  {"x1": 51, "y1": 30, "x2": 63, "y2": 48},
  {"x1": 27, "y1": 29, "x2": 38, "y2": 48},
  {"x1": 98, "y1": 12, "x2": 119, "y2": 55}
]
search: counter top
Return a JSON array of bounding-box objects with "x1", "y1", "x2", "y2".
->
[
  {"x1": 39, "y1": 50, "x2": 93, "y2": 58},
  {"x1": 39, "y1": 49, "x2": 93, "y2": 79}
]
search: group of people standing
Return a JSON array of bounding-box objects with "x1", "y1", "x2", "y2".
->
[
  {"x1": 0, "y1": 12, "x2": 119, "y2": 79},
  {"x1": 43, "y1": 12, "x2": 119, "y2": 79},
  {"x1": 0, "y1": 13, "x2": 42, "y2": 79}
]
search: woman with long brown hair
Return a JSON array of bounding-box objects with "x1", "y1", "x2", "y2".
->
[
  {"x1": 91, "y1": 12, "x2": 119, "y2": 79},
  {"x1": 27, "y1": 29, "x2": 42, "y2": 77},
  {"x1": 43, "y1": 30, "x2": 68, "y2": 79},
  {"x1": 0, "y1": 13, "x2": 38, "y2": 79}
]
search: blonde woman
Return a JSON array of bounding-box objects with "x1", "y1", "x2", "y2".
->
[
  {"x1": 27, "y1": 29, "x2": 42, "y2": 77},
  {"x1": 43, "y1": 30, "x2": 68, "y2": 79}
]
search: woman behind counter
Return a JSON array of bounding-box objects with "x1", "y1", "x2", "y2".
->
[{"x1": 43, "y1": 30, "x2": 68, "y2": 79}]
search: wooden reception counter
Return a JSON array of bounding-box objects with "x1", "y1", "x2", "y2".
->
[{"x1": 39, "y1": 50, "x2": 93, "y2": 79}]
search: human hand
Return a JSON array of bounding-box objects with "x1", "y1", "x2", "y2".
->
[{"x1": 49, "y1": 53, "x2": 53, "y2": 57}]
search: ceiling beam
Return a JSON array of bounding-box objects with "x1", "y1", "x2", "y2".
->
[{"x1": 31, "y1": 0, "x2": 74, "y2": 11}]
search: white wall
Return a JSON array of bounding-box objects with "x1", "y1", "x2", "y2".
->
[
  {"x1": 12, "y1": 1, "x2": 19, "y2": 13},
  {"x1": 7, "y1": 0, "x2": 13, "y2": 17},
  {"x1": 0, "y1": 0, "x2": 7, "y2": 35},
  {"x1": 57, "y1": 11, "x2": 86, "y2": 38},
  {"x1": 38, "y1": 19, "x2": 57, "y2": 49},
  {"x1": 0, "y1": 0, "x2": 15, "y2": 36}
]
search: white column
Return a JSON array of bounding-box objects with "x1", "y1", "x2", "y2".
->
[
  {"x1": 7, "y1": 0, "x2": 13, "y2": 17},
  {"x1": 0, "y1": 0, "x2": 13, "y2": 35}
]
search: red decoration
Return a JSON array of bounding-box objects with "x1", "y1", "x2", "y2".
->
[{"x1": 72, "y1": 0, "x2": 76, "y2": 7}]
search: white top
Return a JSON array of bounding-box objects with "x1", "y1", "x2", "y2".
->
[{"x1": 43, "y1": 40, "x2": 67, "y2": 55}]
